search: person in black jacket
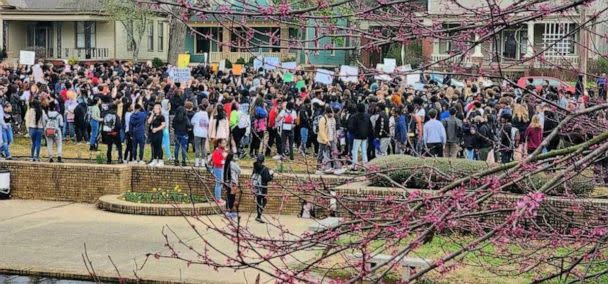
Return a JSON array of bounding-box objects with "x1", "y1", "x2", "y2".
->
[
  {"x1": 374, "y1": 103, "x2": 390, "y2": 156},
  {"x1": 253, "y1": 155, "x2": 273, "y2": 223},
  {"x1": 101, "y1": 104, "x2": 122, "y2": 164},
  {"x1": 348, "y1": 103, "x2": 372, "y2": 170},
  {"x1": 172, "y1": 106, "x2": 191, "y2": 166},
  {"x1": 74, "y1": 101, "x2": 88, "y2": 143}
]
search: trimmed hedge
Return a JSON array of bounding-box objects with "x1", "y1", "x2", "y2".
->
[{"x1": 368, "y1": 155, "x2": 594, "y2": 196}]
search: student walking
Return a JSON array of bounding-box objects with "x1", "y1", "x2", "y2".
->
[
  {"x1": 223, "y1": 153, "x2": 241, "y2": 219},
  {"x1": 252, "y1": 154, "x2": 273, "y2": 223},
  {"x1": 43, "y1": 101, "x2": 63, "y2": 163}
]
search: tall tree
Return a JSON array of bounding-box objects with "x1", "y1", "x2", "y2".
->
[
  {"x1": 102, "y1": 0, "x2": 153, "y2": 62},
  {"x1": 167, "y1": 4, "x2": 188, "y2": 66}
]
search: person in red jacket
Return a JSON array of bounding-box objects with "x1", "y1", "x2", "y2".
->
[
  {"x1": 524, "y1": 115, "x2": 543, "y2": 155},
  {"x1": 266, "y1": 98, "x2": 282, "y2": 156},
  {"x1": 211, "y1": 138, "x2": 228, "y2": 206}
]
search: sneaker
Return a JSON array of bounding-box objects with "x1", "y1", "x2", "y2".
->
[
  {"x1": 57, "y1": 157, "x2": 63, "y2": 163},
  {"x1": 157, "y1": 160, "x2": 165, "y2": 167},
  {"x1": 272, "y1": 155, "x2": 282, "y2": 160},
  {"x1": 181, "y1": 161, "x2": 187, "y2": 167},
  {"x1": 138, "y1": 160, "x2": 146, "y2": 165},
  {"x1": 194, "y1": 158, "x2": 200, "y2": 167},
  {"x1": 323, "y1": 168, "x2": 334, "y2": 174},
  {"x1": 255, "y1": 217, "x2": 265, "y2": 224},
  {"x1": 333, "y1": 168, "x2": 346, "y2": 175},
  {"x1": 148, "y1": 159, "x2": 158, "y2": 167},
  {"x1": 215, "y1": 199, "x2": 226, "y2": 206},
  {"x1": 315, "y1": 170, "x2": 323, "y2": 175},
  {"x1": 49, "y1": 158, "x2": 54, "y2": 163},
  {"x1": 174, "y1": 160, "x2": 179, "y2": 166}
]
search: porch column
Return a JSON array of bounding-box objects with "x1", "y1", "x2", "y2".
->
[
  {"x1": 472, "y1": 33, "x2": 483, "y2": 57},
  {"x1": 280, "y1": 25, "x2": 288, "y2": 57},
  {"x1": 222, "y1": 27, "x2": 230, "y2": 53},
  {"x1": 526, "y1": 21, "x2": 535, "y2": 57},
  {"x1": 0, "y1": 20, "x2": 4, "y2": 52}
]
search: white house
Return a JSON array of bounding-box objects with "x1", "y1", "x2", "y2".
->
[{"x1": 0, "y1": 0, "x2": 169, "y2": 63}]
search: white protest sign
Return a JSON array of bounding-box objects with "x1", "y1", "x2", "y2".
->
[
  {"x1": 263, "y1": 57, "x2": 280, "y2": 70},
  {"x1": 219, "y1": 59, "x2": 226, "y2": 72},
  {"x1": 169, "y1": 67, "x2": 191, "y2": 83},
  {"x1": 253, "y1": 57, "x2": 263, "y2": 70},
  {"x1": 406, "y1": 72, "x2": 421, "y2": 86},
  {"x1": 19, "y1": 50, "x2": 35, "y2": 65},
  {"x1": 339, "y1": 65, "x2": 358, "y2": 83},
  {"x1": 383, "y1": 58, "x2": 396, "y2": 74},
  {"x1": 314, "y1": 69, "x2": 333, "y2": 85},
  {"x1": 396, "y1": 64, "x2": 412, "y2": 73},
  {"x1": 281, "y1": 61, "x2": 297, "y2": 71}
]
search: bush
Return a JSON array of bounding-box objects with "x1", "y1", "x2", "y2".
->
[
  {"x1": 121, "y1": 186, "x2": 208, "y2": 204},
  {"x1": 152, "y1": 57, "x2": 164, "y2": 68},
  {"x1": 67, "y1": 56, "x2": 78, "y2": 66},
  {"x1": 368, "y1": 155, "x2": 593, "y2": 196},
  {"x1": 248, "y1": 56, "x2": 256, "y2": 66},
  {"x1": 224, "y1": 59, "x2": 233, "y2": 69},
  {"x1": 235, "y1": 57, "x2": 246, "y2": 65},
  {"x1": 589, "y1": 57, "x2": 608, "y2": 76}
]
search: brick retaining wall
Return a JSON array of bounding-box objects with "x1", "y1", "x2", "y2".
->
[{"x1": 3, "y1": 160, "x2": 608, "y2": 227}]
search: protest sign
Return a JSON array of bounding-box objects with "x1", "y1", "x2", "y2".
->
[
  {"x1": 383, "y1": 58, "x2": 396, "y2": 73},
  {"x1": 339, "y1": 65, "x2": 358, "y2": 83},
  {"x1": 19, "y1": 50, "x2": 35, "y2": 65},
  {"x1": 253, "y1": 57, "x2": 263, "y2": 70},
  {"x1": 219, "y1": 59, "x2": 226, "y2": 72},
  {"x1": 169, "y1": 67, "x2": 191, "y2": 83},
  {"x1": 296, "y1": 80, "x2": 306, "y2": 90},
  {"x1": 211, "y1": 63, "x2": 218, "y2": 73},
  {"x1": 263, "y1": 57, "x2": 280, "y2": 70},
  {"x1": 283, "y1": 72, "x2": 294, "y2": 83},
  {"x1": 177, "y1": 54, "x2": 190, "y2": 68},
  {"x1": 314, "y1": 69, "x2": 333, "y2": 85},
  {"x1": 281, "y1": 61, "x2": 297, "y2": 71},
  {"x1": 232, "y1": 64, "x2": 243, "y2": 75},
  {"x1": 406, "y1": 72, "x2": 421, "y2": 86}
]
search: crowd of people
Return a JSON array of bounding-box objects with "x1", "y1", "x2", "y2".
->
[
  {"x1": 1, "y1": 61, "x2": 606, "y2": 181},
  {"x1": 0, "y1": 59, "x2": 606, "y2": 218}
]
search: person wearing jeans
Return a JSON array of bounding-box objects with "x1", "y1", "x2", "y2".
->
[
  {"x1": 88, "y1": 98, "x2": 102, "y2": 151},
  {"x1": 129, "y1": 104, "x2": 147, "y2": 164},
  {"x1": 298, "y1": 101, "x2": 311, "y2": 154},
  {"x1": 348, "y1": 103, "x2": 371, "y2": 170},
  {"x1": 211, "y1": 139, "x2": 227, "y2": 205},
  {"x1": 191, "y1": 102, "x2": 209, "y2": 167},
  {"x1": 172, "y1": 106, "x2": 191, "y2": 166},
  {"x1": 26, "y1": 100, "x2": 44, "y2": 161},
  {"x1": 43, "y1": 104, "x2": 64, "y2": 163}
]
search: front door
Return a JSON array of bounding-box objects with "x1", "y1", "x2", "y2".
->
[{"x1": 27, "y1": 22, "x2": 54, "y2": 58}]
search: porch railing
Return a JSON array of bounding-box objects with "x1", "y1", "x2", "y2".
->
[
  {"x1": 533, "y1": 55, "x2": 580, "y2": 68},
  {"x1": 63, "y1": 48, "x2": 110, "y2": 60},
  {"x1": 430, "y1": 53, "x2": 473, "y2": 67},
  {"x1": 208, "y1": 51, "x2": 297, "y2": 63},
  {"x1": 24, "y1": 46, "x2": 54, "y2": 59}
]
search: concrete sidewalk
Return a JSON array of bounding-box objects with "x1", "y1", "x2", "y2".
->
[{"x1": 0, "y1": 200, "x2": 315, "y2": 283}]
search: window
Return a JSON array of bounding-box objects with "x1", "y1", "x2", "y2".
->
[
  {"x1": 195, "y1": 27, "x2": 223, "y2": 53},
  {"x1": 147, "y1": 21, "x2": 154, "y2": 52},
  {"x1": 76, "y1": 22, "x2": 96, "y2": 48},
  {"x1": 436, "y1": 23, "x2": 474, "y2": 55},
  {"x1": 157, "y1": 22, "x2": 164, "y2": 51},
  {"x1": 248, "y1": 27, "x2": 280, "y2": 53},
  {"x1": 330, "y1": 37, "x2": 344, "y2": 56}
]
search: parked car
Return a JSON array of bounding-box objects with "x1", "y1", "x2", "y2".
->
[{"x1": 517, "y1": 76, "x2": 576, "y2": 94}]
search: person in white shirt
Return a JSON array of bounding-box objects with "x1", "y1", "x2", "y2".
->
[{"x1": 191, "y1": 101, "x2": 210, "y2": 167}]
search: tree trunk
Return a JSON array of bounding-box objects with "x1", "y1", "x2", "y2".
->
[{"x1": 167, "y1": 9, "x2": 188, "y2": 65}]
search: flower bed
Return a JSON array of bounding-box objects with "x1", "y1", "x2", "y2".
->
[{"x1": 121, "y1": 186, "x2": 208, "y2": 204}]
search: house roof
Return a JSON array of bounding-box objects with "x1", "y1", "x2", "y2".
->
[{"x1": 1, "y1": 0, "x2": 103, "y2": 13}]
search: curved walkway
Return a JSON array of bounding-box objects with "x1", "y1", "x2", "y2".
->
[{"x1": 0, "y1": 200, "x2": 315, "y2": 283}]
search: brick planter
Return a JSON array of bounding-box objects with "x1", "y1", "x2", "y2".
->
[{"x1": 97, "y1": 194, "x2": 219, "y2": 216}]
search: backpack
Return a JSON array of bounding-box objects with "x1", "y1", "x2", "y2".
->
[
  {"x1": 253, "y1": 118, "x2": 267, "y2": 132},
  {"x1": 312, "y1": 115, "x2": 322, "y2": 134},
  {"x1": 102, "y1": 113, "x2": 118, "y2": 136},
  {"x1": 44, "y1": 113, "x2": 60, "y2": 138},
  {"x1": 238, "y1": 112, "x2": 250, "y2": 129},
  {"x1": 510, "y1": 127, "x2": 520, "y2": 148},
  {"x1": 251, "y1": 172, "x2": 262, "y2": 194}
]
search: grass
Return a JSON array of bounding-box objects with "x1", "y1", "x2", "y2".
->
[
  {"x1": 8, "y1": 136, "x2": 319, "y2": 173},
  {"x1": 309, "y1": 233, "x2": 608, "y2": 283}
]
